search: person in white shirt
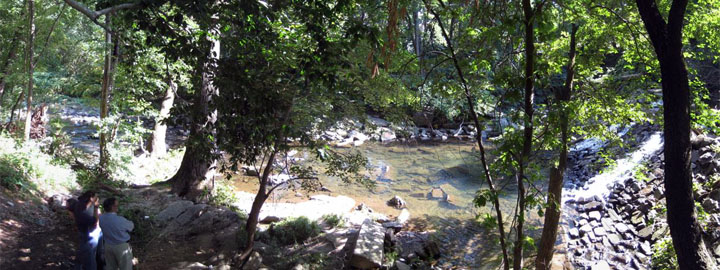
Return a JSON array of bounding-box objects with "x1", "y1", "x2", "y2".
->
[{"x1": 99, "y1": 197, "x2": 134, "y2": 270}]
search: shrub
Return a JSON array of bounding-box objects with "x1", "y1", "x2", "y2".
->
[
  {"x1": 652, "y1": 237, "x2": 678, "y2": 270},
  {"x1": 264, "y1": 216, "x2": 321, "y2": 246},
  {"x1": 0, "y1": 134, "x2": 78, "y2": 196},
  {"x1": 321, "y1": 214, "x2": 344, "y2": 228},
  {"x1": 203, "y1": 178, "x2": 241, "y2": 213}
]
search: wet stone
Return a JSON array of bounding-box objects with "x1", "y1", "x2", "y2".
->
[
  {"x1": 639, "y1": 242, "x2": 652, "y2": 256},
  {"x1": 588, "y1": 211, "x2": 602, "y2": 221},
  {"x1": 580, "y1": 224, "x2": 593, "y2": 234},
  {"x1": 638, "y1": 226, "x2": 653, "y2": 240}
]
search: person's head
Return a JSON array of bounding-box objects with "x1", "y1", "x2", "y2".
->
[
  {"x1": 102, "y1": 197, "x2": 118, "y2": 213},
  {"x1": 77, "y1": 191, "x2": 97, "y2": 206}
]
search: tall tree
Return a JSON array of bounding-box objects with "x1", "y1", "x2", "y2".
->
[
  {"x1": 635, "y1": 0, "x2": 718, "y2": 269},
  {"x1": 23, "y1": 0, "x2": 35, "y2": 141},
  {"x1": 166, "y1": 33, "x2": 218, "y2": 200},
  {"x1": 513, "y1": 0, "x2": 543, "y2": 268},
  {"x1": 148, "y1": 74, "x2": 176, "y2": 157},
  {"x1": 535, "y1": 24, "x2": 577, "y2": 270},
  {"x1": 99, "y1": 13, "x2": 119, "y2": 171}
]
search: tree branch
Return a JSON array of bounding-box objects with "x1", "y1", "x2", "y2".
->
[{"x1": 61, "y1": 0, "x2": 139, "y2": 33}]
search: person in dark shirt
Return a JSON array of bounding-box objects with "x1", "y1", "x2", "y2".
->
[{"x1": 74, "y1": 191, "x2": 103, "y2": 270}]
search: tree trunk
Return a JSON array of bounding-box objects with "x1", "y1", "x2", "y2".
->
[
  {"x1": 166, "y1": 35, "x2": 219, "y2": 200},
  {"x1": 23, "y1": 0, "x2": 35, "y2": 142},
  {"x1": 238, "y1": 151, "x2": 277, "y2": 262},
  {"x1": 149, "y1": 77, "x2": 176, "y2": 157},
  {"x1": 535, "y1": 24, "x2": 577, "y2": 270},
  {"x1": 99, "y1": 14, "x2": 118, "y2": 171},
  {"x1": 0, "y1": 34, "x2": 20, "y2": 109},
  {"x1": 635, "y1": 0, "x2": 717, "y2": 269},
  {"x1": 424, "y1": 0, "x2": 510, "y2": 268},
  {"x1": 513, "y1": 1, "x2": 541, "y2": 268}
]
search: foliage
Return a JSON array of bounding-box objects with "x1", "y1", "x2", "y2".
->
[
  {"x1": 262, "y1": 216, "x2": 322, "y2": 246},
  {"x1": 0, "y1": 134, "x2": 77, "y2": 195},
  {"x1": 652, "y1": 237, "x2": 679, "y2": 270},
  {"x1": 321, "y1": 213, "x2": 344, "y2": 228},
  {"x1": 202, "y1": 178, "x2": 241, "y2": 213}
]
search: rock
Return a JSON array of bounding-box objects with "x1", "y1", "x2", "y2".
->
[
  {"x1": 387, "y1": 195, "x2": 407, "y2": 209},
  {"x1": 588, "y1": 211, "x2": 602, "y2": 221},
  {"x1": 703, "y1": 198, "x2": 720, "y2": 213},
  {"x1": 380, "y1": 131, "x2": 396, "y2": 142},
  {"x1": 350, "y1": 219, "x2": 385, "y2": 269},
  {"x1": 395, "y1": 261, "x2": 411, "y2": 270},
  {"x1": 640, "y1": 242, "x2": 652, "y2": 256},
  {"x1": 593, "y1": 227, "x2": 607, "y2": 237},
  {"x1": 607, "y1": 234, "x2": 622, "y2": 246},
  {"x1": 569, "y1": 228, "x2": 580, "y2": 239},
  {"x1": 46, "y1": 193, "x2": 73, "y2": 212},
  {"x1": 590, "y1": 261, "x2": 611, "y2": 270},
  {"x1": 652, "y1": 224, "x2": 669, "y2": 241},
  {"x1": 243, "y1": 251, "x2": 263, "y2": 270},
  {"x1": 614, "y1": 223, "x2": 630, "y2": 234},
  {"x1": 583, "y1": 201, "x2": 604, "y2": 212},
  {"x1": 580, "y1": 224, "x2": 593, "y2": 234},
  {"x1": 243, "y1": 166, "x2": 259, "y2": 176},
  {"x1": 630, "y1": 212, "x2": 644, "y2": 226},
  {"x1": 699, "y1": 152, "x2": 715, "y2": 165},
  {"x1": 382, "y1": 222, "x2": 403, "y2": 233},
  {"x1": 156, "y1": 200, "x2": 194, "y2": 225},
  {"x1": 260, "y1": 215, "x2": 283, "y2": 224},
  {"x1": 638, "y1": 226, "x2": 653, "y2": 240},
  {"x1": 396, "y1": 209, "x2": 411, "y2": 224}
]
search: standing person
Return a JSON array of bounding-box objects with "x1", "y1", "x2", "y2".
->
[
  {"x1": 74, "y1": 191, "x2": 103, "y2": 270},
  {"x1": 99, "y1": 197, "x2": 134, "y2": 270}
]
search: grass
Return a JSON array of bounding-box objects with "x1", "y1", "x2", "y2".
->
[{"x1": 321, "y1": 213, "x2": 344, "y2": 228}]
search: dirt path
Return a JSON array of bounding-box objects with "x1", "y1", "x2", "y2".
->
[{"x1": 0, "y1": 190, "x2": 78, "y2": 269}]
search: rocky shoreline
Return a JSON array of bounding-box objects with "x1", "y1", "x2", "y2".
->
[{"x1": 562, "y1": 125, "x2": 720, "y2": 269}]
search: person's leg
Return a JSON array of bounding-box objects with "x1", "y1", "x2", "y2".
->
[
  {"x1": 117, "y1": 243, "x2": 133, "y2": 270},
  {"x1": 104, "y1": 243, "x2": 119, "y2": 270}
]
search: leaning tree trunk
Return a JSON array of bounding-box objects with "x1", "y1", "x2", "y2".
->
[
  {"x1": 149, "y1": 76, "x2": 176, "y2": 157},
  {"x1": 238, "y1": 150, "x2": 277, "y2": 263},
  {"x1": 514, "y1": 1, "x2": 541, "y2": 268},
  {"x1": 23, "y1": 0, "x2": 35, "y2": 142},
  {"x1": 535, "y1": 24, "x2": 577, "y2": 270},
  {"x1": 166, "y1": 36, "x2": 219, "y2": 200},
  {"x1": 635, "y1": 0, "x2": 717, "y2": 269}
]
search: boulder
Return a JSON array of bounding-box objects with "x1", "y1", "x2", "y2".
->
[
  {"x1": 395, "y1": 261, "x2": 411, "y2": 270},
  {"x1": 243, "y1": 251, "x2": 263, "y2": 270},
  {"x1": 387, "y1": 196, "x2": 407, "y2": 209},
  {"x1": 46, "y1": 193, "x2": 74, "y2": 212},
  {"x1": 350, "y1": 219, "x2": 385, "y2": 269},
  {"x1": 155, "y1": 200, "x2": 194, "y2": 226}
]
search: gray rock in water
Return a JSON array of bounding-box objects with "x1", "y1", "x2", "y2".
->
[
  {"x1": 156, "y1": 200, "x2": 194, "y2": 226},
  {"x1": 569, "y1": 228, "x2": 580, "y2": 239},
  {"x1": 350, "y1": 219, "x2": 385, "y2": 269}
]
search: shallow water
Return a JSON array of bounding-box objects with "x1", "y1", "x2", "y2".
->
[{"x1": 234, "y1": 140, "x2": 525, "y2": 225}]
